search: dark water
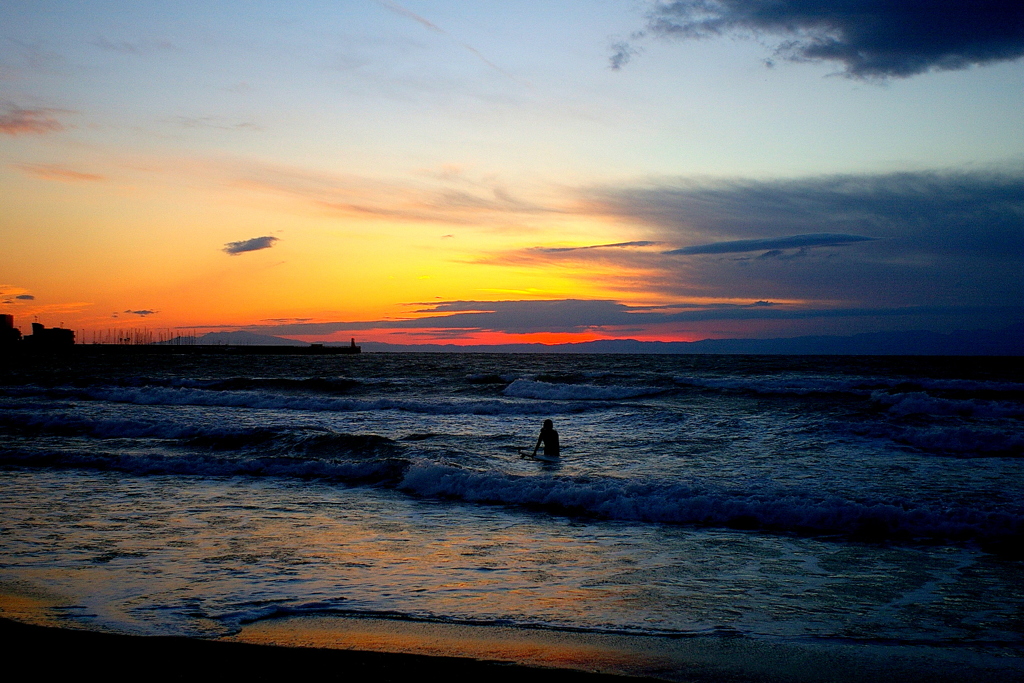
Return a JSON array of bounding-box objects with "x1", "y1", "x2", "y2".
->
[{"x1": 1, "y1": 353, "x2": 1022, "y2": 673}]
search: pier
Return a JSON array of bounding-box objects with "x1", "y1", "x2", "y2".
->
[{"x1": 0, "y1": 317, "x2": 361, "y2": 355}]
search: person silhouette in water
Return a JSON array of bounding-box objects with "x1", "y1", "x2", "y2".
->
[{"x1": 532, "y1": 419, "x2": 560, "y2": 458}]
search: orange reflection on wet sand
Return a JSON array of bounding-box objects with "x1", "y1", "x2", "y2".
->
[
  {"x1": 227, "y1": 616, "x2": 669, "y2": 677},
  {"x1": 0, "y1": 587, "x2": 74, "y2": 629}
]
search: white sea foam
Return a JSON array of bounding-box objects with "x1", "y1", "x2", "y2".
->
[
  {"x1": 10, "y1": 385, "x2": 601, "y2": 416},
  {"x1": 3, "y1": 436, "x2": 1022, "y2": 541},
  {"x1": 398, "y1": 464, "x2": 1022, "y2": 541}
]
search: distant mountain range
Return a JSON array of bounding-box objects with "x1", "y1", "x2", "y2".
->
[
  {"x1": 190, "y1": 331, "x2": 309, "y2": 346},
  {"x1": 177, "y1": 324, "x2": 1024, "y2": 355}
]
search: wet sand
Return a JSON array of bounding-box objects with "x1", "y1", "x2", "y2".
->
[
  {"x1": 2, "y1": 588, "x2": 1021, "y2": 682},
  {"x1": 8, "y1": 612, "x2": 1022, "y2": 683},
  {"x1": 0, "y1": 617, "x2": 662, "y2": 682}
]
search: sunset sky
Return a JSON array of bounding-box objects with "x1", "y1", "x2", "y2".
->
[{"x1": 3, "y1": 1, "x2": 1023, "y2": 345}]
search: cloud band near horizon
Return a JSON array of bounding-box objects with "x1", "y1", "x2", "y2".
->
[
  {"x1": 229, "y1": 300, "x2": 1022, "y2": 337},
  {"x1": 664, "y1": 233, "x2": 877, "y2": 255}
]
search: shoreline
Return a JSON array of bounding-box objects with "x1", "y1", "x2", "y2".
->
[
  {"x1": 4, "y1": 609, "x2": 1022, "y2": 683},
  {"x1": 0, "y1": 617, "x2": 662, "y2": 682}
]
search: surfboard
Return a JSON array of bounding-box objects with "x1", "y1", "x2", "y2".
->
[{"x1": 518, "y1": 448, "x2": 560, "y2": 462}]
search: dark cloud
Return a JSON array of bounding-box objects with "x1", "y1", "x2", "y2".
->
[
  {"x1": 15, "y1": 294, "x2": 35, "y2": 300},
  {"x1": 473, "y1": 168, "x2": 1024, "y2": 313},
  {"x1": 243, "y1": 300, "x2": 634, "y2": 335},
  {"x1": 410, "y1": 299, "x2": 636, "y2": 332},
  {"x1": 589, "y1": 169, "x2": 1024, "y2": 260},
  {"x1": 609, "y1": 41, "x2": 641, "y2": 70},
  {"x1": 665, "y1": 233, "x2": 876, "y2": 255},
  {"x1": 638, "y1": 0, "x2": 1024, "y2": 78},
  {"x1": 538, "y1": 241, "x2": 661, "y2": 253},
  {"x1": 0, "y1": 105, "x2": 66, "y2": 135},
  {"x1": 125, "y1": 309, "x2": 157, "y2": 316},
  {"x1": 241, "y1": 299, "x2": 1019, "y2": 337},
  {"x1": 223, "y1": 236, "x2": 279, "y2": 255}
]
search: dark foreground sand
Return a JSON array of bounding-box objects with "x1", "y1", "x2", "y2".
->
[
  {"x1": 0, "y1": 617, "x2": 665, "y2": 682},
  {"x1": 9, "y1": 615, "x2": 1024, "y2": 683}
]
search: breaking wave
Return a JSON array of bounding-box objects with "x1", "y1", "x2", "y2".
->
[
  {"x1": 399, "y1": 465, "x2": 1023, "y2": 544},
  {"x1": 895, "y1": 426, "x2": 1024, "y2": 456},
  {"x1": 674, "y1": 375, "x2": 883, "y2": 395},
  {"x1": 871, "y1": 391, "x2": 1024, "y2": 418},
  {"x1": 4, "y1": 445, "x2": 1020, "y2": 545},
  {"x1": 0, "y1": 448, "x2": 408, "y2": 483},
  {"x1": 0, "y1": 412, "x2": 404, "y2": 456},
  {"x1": 503, "y1": 379, "x2": 663, "y2": 400},
  {"x1": 2, "y1": 385, "x2": 602, "y2": 416},
  {"x1": 674, "y1": 375, "x2": 1024, "y2": 399}
]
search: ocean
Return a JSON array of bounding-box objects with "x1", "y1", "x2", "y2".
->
[{"x1": 2, "y1": 352, "x2": 1023, "y2": 680}]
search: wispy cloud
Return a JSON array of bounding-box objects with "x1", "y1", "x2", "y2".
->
[
  {"x1": 176, "y1": 116, "x2": 262, "y2": 132},
  {"x1": 227, "y1": 160, "x2": 561, "y2": 225},
  {"x1": 372, "y1": 0, "x2": 528, "y2": 85},
  {"x1": 0, "y1": 287, "x2": 90, "y2": 315},
  {"x1": 665, "y1": 234, "x2": 877, "y2": 255},
  {"x1": 15, "y1": 163, "x2": 104, "y2": 182},
  {"x1": 92, "y1": 36, "x2": 177, "y2": 55},
  {"x1": 223, "y1": 236, "x2": 279, "y2": 255},
  {"x1": 626, "y1": 0, "x2": 1024, "y2": 78},
  {"x1": 0, "y1": 286, "x2": 34, "y2": 303},
  {"x1": 0, "y1": 105, "x2": 68, "y2": 135},
  {"x1": 375, "y1": 0, "x2": 444, "y2": 33},
  {"x1": 124, "y1": 309, "x2": 157, "y2": 316},
  {"x1": 537, "y1": 241, "x2": 661, "y2": 253}
]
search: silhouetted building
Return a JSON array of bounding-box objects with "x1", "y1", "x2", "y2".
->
[
  {"x1": 24, "y1": 322, "x2": 75, "y2": 348},
  {"x1": 0, "y1": 314, "x2": 22, "y2": 345}
]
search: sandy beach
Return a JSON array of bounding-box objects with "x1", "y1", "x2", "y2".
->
[
  {"x1": 5, "y1": 591, "x2": 1022, "y2": 683},
  {"x1": 0, "y1": 616, "x2": 666, "y2": 683}
]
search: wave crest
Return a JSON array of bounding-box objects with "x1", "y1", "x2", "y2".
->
[
  {"x1": 872, "y1": 391, "x2": 1024, "y2": 418},
  {"x1": 399, "y1": 465, "x2": 1023, "y2": 543},
  {"x1": 503, "y1": 379, "x2": 661, "y2": 400}
]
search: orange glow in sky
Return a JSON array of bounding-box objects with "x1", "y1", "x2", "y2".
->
[{"x1": 3, "y1": 2, "x2": 1021, "y2": 345}]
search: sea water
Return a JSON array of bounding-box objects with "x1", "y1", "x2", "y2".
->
[{"x1": 1, "y1": 353, "x2": 1022, "y2": 677}]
